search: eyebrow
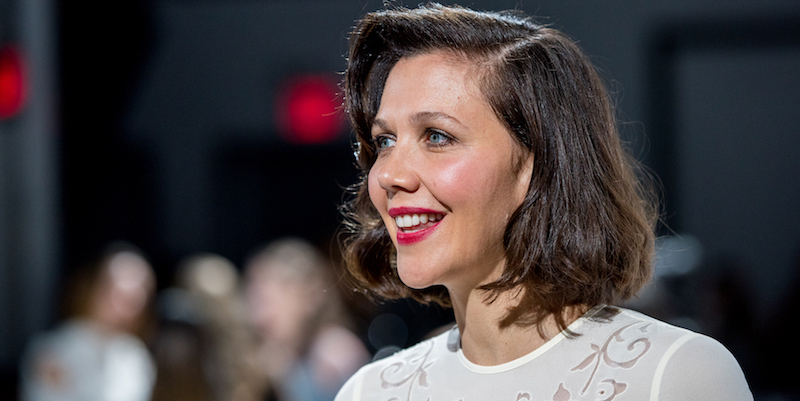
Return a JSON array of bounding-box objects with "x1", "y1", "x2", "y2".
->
[{"x1": 372, "y1": 111, "x2": 466, "y2": 132}]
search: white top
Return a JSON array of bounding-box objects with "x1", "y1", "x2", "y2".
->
[
  {"x1": 20, "y1": 320, "x2": 156, "y2": 401},
  {"x1": 335, "y1": 306, "x2": 753, "y2": 401}
]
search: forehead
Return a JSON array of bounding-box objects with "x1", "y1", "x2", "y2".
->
[
  {"x1": 376, "y1": 51, "x2": 492, "y2": 120},
  {"x1": 105, "y1": 252, "x2": 154, "y2": 289},
  {"x1": 386, "y1": 51, "x2": 477, "y2": 91}
]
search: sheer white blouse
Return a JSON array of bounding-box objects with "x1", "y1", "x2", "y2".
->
[{"x1": 335, "y1": 305, "x2": 753, "y2": 401}]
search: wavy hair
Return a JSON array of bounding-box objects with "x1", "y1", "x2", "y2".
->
[{"x1": 339, "y1": 3, "x2": 658, "y2": 331}]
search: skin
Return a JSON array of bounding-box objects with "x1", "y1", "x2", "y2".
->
[
  {"x1": 368, "y1": 51, "x2": 573, "y2": 365},
  {"x1": 91, "y1": 252, "x2": 154, "y2": 334}
]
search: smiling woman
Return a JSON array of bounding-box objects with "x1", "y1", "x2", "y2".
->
[
  {"x1": 367, "y1": 52, "x2": 532, "y2": 295},
  {"x1": 336, "y1": 3, "x2": 753, "y2": 401}
]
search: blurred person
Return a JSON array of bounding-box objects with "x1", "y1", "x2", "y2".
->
[
  {"x1": 19, "y1": 242, "x2": 156, "y2": 401},
  {"x1": 150, "y1": 253, "x2": 264, "y2": 401},
  {"x1": 148, "y1": 318, "x2": 212, "y2": 401},
  {"x1": 334, "y1": 3, "x2": 753, "y2": 400},
  {"x1": 244, "y1": 238, "x2": 370, "y2": 401}
]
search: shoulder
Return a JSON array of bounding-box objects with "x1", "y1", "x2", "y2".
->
[
  {"x1": 334, "y1": 327, "x2": 454, "y2": 401},
  {"x1": 19, "y1": 322, "x2": 94, "y2": 398},
  {"x1": 23, "y1": 321, "x2": 89, "y2": 359},
  {"x1": 654, "y1": 330, "x2": 753, "y2": 400},
  {"x1": 602, "y1": 307, "x2": 753, "y2": 401}
]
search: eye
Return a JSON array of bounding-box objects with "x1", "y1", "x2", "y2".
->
[
  {"x1": 373, "y1": 135, "x2": 396, "y2": 149},
  {"x1": 426, "y1": 129, "x2": 453, "y2": 147}
]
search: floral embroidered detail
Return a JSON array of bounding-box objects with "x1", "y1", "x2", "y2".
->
[
  {"x1": 570, "y1": 322, "x2": 652, "y2": 395},
  {"x1": 551, "y1": 379, "x2": 627, "y2": 401},
  {"x1": 552, "y1": 383, "x2": 571, "y2": 401},
  {"x1": 380, "y1": 341, "x2": 436, "y2": 401},
  {"x1": 594, "y1": 379, "x2": 626, "y2": 401},
  {"x1": 516, "y1": 392, "x2": 531, "y2": 400}
]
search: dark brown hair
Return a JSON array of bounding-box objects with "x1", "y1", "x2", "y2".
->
[{"x1": 339, "y1": 3, "x2": 658, "y2": 330}]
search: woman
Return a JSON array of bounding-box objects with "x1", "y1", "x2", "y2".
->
[
  {"x1": 20, "y1": 242, "x2": 157, "y2": 401},
  {"x1": 244, "y1": 238, "x2": 370, "y2": 401},
  {"x1": 335, "y1": 3, "x2": 753, "y2": 401},
  {"x1": 151, "y1": 253, "x2": 264, "y2": 401}
]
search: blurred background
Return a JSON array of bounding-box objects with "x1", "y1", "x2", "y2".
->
[{"x1": 0, "y1": 0, "x2": 798, "y2": 399}]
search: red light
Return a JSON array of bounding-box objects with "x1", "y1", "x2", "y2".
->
[
  {"x1": 275, "y1": 74, "x2": 343, "y2": 144},
  {"x1": 0, "y1": 45, "x2": 27, "y2": 120}
]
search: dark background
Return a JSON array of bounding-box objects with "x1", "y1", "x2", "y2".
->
[{"x1": 1, "y1": 0, "x2": 799, "y2": 399}]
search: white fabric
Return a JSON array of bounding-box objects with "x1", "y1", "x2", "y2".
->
[
  {"x1": 335, "y1": 306, "x2": 753, "y2": 401},
  {"x1": 20, "y1": 320, "x2": 156, "y2": 401}
]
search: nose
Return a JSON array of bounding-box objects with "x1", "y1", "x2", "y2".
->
[{"x1": 373, "y1": 144, "x2": 420, "y2": 197}]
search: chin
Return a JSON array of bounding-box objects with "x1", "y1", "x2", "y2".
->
[{"x1": 396, "y1": 259, "x2": 442, "y2": 290}]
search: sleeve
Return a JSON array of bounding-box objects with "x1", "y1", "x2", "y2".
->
[{"x1": 654, "y1": 333, "x2": 753, "y2": 401}]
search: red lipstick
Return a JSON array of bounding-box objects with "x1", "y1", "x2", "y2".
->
[
  {"x1": 388, "y1": 207, "x2": 445, "y2": 245},
  {"x1": 388, "y1": 207, "x2": 442, "y2": 217}
]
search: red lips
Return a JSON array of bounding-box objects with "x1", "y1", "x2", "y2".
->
[{"x1": 388, "y1": 207, "x2": 445, "y2": 245}]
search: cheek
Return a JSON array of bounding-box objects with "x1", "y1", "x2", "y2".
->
[{"x1": 432, "y1": 155, "x2": 501, "y2": 204}]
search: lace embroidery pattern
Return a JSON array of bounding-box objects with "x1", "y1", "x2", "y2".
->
[
  {"x1": 552, "y1": 322, "x2": 652, "y2": 400},
  {"x1": 379, "y1": 341, "x2": 436, "y2": 401}
]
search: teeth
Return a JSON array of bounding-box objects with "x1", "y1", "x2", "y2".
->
[{"x1": 394, "y1": 213, "x2": 443, "y2": 228}]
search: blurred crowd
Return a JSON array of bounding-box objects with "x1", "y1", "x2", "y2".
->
[
  {"x1": 13, "y1": 235, "x2": 799, "y2": 400},
  {"x1": 18, "y1": 238, "x2": 371, "y2": 401}
]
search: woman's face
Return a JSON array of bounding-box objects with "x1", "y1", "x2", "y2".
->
[
  {"x1": 245, "y1": 267, "x2": 318, "y2": 344},
  {"x1": 368, "y1": 51, "x2": 532, "y2": 293},
  {"x1": 94, "y1": 252, "x2": 154, "y2": 332}
]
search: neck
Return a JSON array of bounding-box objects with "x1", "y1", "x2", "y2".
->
[{"x1": 448, "y1": 285, "x2": 586, "y2": 366}]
